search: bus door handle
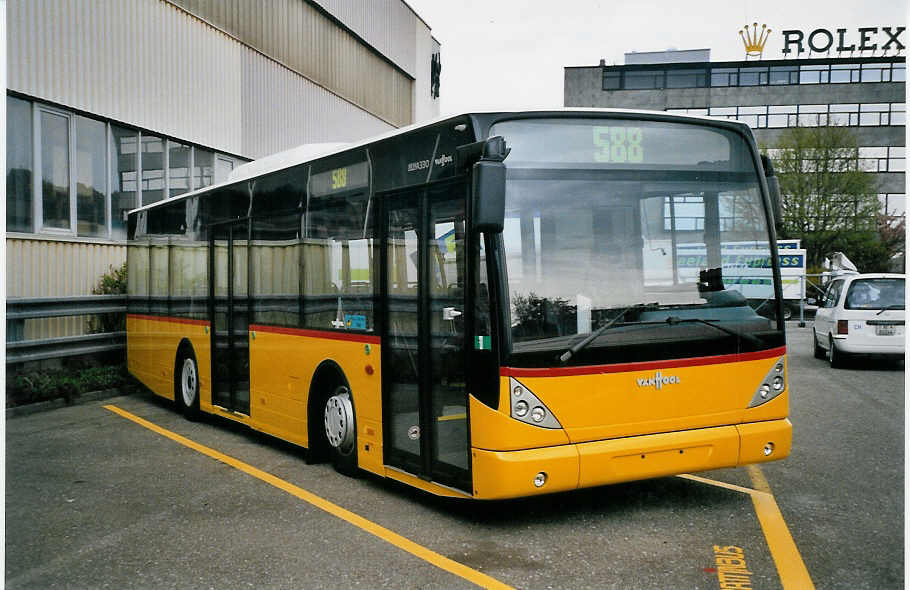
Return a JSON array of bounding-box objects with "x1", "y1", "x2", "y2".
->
[{"x1": 443, "y1": 307, "x2": 462, "y2": 321}]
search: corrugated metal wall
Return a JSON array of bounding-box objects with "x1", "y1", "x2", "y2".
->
[
  {"x1": 241, "y1": 48, "x2": 394, "y2": 157},
  {"x1": 7, "y1": 238, "x2": 127, "y2": 339},
  {"x1": 8, "y1": 0, "x2": 244, "y2": 155},
  {"x1": 168, "y1": 0, "x2": 414, "y2": 127},
  {"x1": 310, "y1": 0, "x2": 417, "y2": 76},
  {"x1": 7, "y1": 0, "x2": 408, "y2": 158}
]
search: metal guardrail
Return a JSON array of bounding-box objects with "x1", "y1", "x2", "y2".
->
[{"x1": 6, "y1": 296, "x2": 127, "y2": 364}]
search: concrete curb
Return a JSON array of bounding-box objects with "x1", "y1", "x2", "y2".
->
[{"x1": 6, "y1": 388, "x2": 128, "y2": 419}]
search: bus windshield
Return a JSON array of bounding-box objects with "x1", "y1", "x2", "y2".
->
[{"x1": 489, "y1": 117, "x2": 780, "y2": 363}]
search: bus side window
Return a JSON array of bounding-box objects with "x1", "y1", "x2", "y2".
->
[{"x1": 303, "y1": 190, "x2": 375, "y2": 332}]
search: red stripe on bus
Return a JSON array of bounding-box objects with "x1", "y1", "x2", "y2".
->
[
  {"x1": 500, "y1": 346, "x2": 787, "y2": 378},
  {"x1": 250, "y1": 324, "x2": 381, "y2": 344},
  {"x1": 127, "y1": 313, "x2": 210, "y2": 327}
]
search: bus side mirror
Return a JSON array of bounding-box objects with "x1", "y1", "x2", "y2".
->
[
  {"x1": 471, "y1": 136, "x2": 509, "y2": 234},
  {"x1": 761, "y1": 154, "x2": 782, "y2": 225}
]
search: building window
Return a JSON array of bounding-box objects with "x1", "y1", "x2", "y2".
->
[
  {"x1": 7, "y1": 96, "x2": 33, "y2": 233},
  {"x1": 879, "y1": 193, "x2": 906, "y2": 217},
  {"x1": 890, "y1": 104, "x2": 905, "y2": 126},
  {"x1": 769, "y1": 66, "x2": 799, "y2": 85},
  {"x1": 624, "y1": 70, "x2": 664, "y2": 89},
  {"x1": 710, "y1": 68, "x2": 737, "y2": 87},
  {"x1": 666, "y1": 69, "x2": 707, "y2": 88},
  {"x1": 799, "y1": 65, "x2": 829, "y2": 84},
  {"x1": 892, "y1": 63, "x2": 906, "y2": 82},
  {"x1": 738, "y1": 67, "x2": 768, "y2": 86},
  {"x1": 797, "y1": 105, "x2": 827, "y2": 127},
  {"x1": 140, "y1": 134, "x2": 165, "y2": 205},
  {"x1": 194, "y1": 148, "x2": 214, "y2": 190},
  {"x1": 602, "y1": 71, "x2": 620, "y2": 90},
  {"x1": 829, "y1": 103, "x2": 859, "y2": 126},
  {"x1": 168, "y1": 141, "x2": 191, "y2": 197},
  {"x1": 888, "y1": 147, "x2": 905, "y2": 172},
  {"x1": 8, "y1": 95, "x2": 248, "y2": 240},
  {"x1": 40, "y1": 109, "x2": 71, "y2": 230},
  {"x1": 111, "y1": 125, "x2": 138, "y2": 240},
  {"x1": 75, "y1": 116, "x2": 107, "y2": 237},
  {"x1": 830, "y1": 63, "x2": 860, "y2": 83},
  {"x1": 861, "y1": 63, "x2": 891, "y2": 83},
  {"x1": 860, "y1": 103, "x2": 890, "y2": 126}
]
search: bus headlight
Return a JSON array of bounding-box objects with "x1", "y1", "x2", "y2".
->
[
  {"x1": 748, "y1": 356, "x2": 787, "y2": 408},
  {"x1": 509, "y1": 377, "x2": 562, "y2": 429},
  {"x1": 514, "y1": 400, "x2": 529, "y2": 417}
]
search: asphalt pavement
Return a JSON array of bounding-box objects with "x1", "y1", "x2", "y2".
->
[{"x1": 5, "y1": 325, "x2": 904, "y2": 589}]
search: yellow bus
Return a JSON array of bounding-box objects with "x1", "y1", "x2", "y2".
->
[{"x1": 126, "y1": 110, "x2": 791, "y2": 499}]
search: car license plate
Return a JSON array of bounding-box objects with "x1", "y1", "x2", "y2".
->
[{"x1": 875, "y1": 325, "x2": 896, "y2": 336}]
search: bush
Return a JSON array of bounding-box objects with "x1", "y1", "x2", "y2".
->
[
  {"x1": 87, "y1": 262, "x2": 128, "y2": 334},
  {"x1": 7, "y1": 363, "x2": 141, "y2": 407}
]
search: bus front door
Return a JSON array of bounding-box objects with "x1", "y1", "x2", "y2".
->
[
  {"x1": 209, "y1": 219, "x2": 251, "y2": 415},
  {"x1": 383, "y1": 184, "x2": 471, "y2": 492}
]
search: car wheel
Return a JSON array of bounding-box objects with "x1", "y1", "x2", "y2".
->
[
  {"x1": 828, "y1": 335, "x2": 847, "y2": 369},
  {"x1": 323, "y1": 385, "x2": 358, "y2": 476},
  {"x1": 813, "y1": 329, "x2": 825, "y2": 359},
  {"x1": 176, "y1": 351, "x2": 201, "y2": 420}
]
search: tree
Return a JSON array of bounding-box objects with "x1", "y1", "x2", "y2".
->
[{"x1": 765, "y1": 125, "x2": 883, "y2": 269}]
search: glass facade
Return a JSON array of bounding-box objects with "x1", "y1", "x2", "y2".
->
[
  {"x1": 668, "y1": 102, "x2": 905, "y2": 130},
  {"x1": 40, "y1": 110, "x2": 71, "y2": 229},
  {"x1": 76, "y1": 116, "x2": 107, "y2": 237},
  {"x1": 603, "y1": 60, "x2": 905, "y2": 91},
  {"x1": 7, "y1": 96, "x2": 33, "y2": 233},
  {"x1": 6, "y1": 95, "x2": 247, "y2": 238}
]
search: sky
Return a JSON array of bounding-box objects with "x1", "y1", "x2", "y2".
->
[{"x1": 405, "y1": 0, "x2": 907, "y2": 115}]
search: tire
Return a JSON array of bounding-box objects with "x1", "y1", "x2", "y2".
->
[
  {"x1": 176, "y1": 351, "x2": 201, "y2": 420},
  {"x1": 323, "y1": 385, "x2": 358, "y2": 476},
  {"x1": 813, "y1": 329, "x2": 826, "y2": 359},
  {"x1": 828, "y1": 335, "x2": 847, "y2": 369}
]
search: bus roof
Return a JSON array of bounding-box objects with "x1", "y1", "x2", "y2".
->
[{"x1": 128, "y1": 108, "x2": 750, "y2": 216}]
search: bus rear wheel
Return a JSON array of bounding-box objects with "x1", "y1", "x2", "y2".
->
[
  {"x1": 324, "y1": 385, "x2": 358, "y2": 476},
  {"x1": 176, "y1": 351, "x2": 201, "y2": 420}
]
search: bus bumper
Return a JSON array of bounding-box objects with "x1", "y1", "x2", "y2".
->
[{"x1": 471, "y1": 419, "x2": 792, "y2": 500}]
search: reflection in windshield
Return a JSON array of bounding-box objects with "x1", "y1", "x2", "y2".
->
[
  {"x1": 845, "y1": 278, "x2": 905, "y2": 310},
  {"x1": 490, "y1": 118, "x2": 778, "y2": 352}
]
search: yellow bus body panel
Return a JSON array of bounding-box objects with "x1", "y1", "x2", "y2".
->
[
  {"x1": 469, "y1": 349, "x2": 791, "y2": 499},
  {"x1": 247, "y1": 327, "x2": 385, "y2": 477},
  {"x1": 506, "y1": 353, "x2": 787, "y2": 444},
  {"x1": 126, "y1": 315, "x2": 211, "y2": 404}
]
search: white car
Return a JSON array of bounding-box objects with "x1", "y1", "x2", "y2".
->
[{"x1": 812, "y1": 273, "x2": 905, "y2": 367}]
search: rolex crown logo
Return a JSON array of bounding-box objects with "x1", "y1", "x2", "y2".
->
[{"x1": 740, "y1": 22, "x2": 771, "y2": 58}]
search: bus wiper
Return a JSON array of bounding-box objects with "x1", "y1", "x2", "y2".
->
[
  {"x1": 876, "y1": 304, "x2": 904, "y2": 316},
  {"x1": 557, "y1": 303, "x2": 657, "y2": 364},
  {"x1": 665, "y1": 316, "x2": 762, "y2": 345}
]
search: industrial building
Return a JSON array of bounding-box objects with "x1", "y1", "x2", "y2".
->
[
  {"x1": 6, "y1": 0, "x2": 440, "y2": 342},
  {"x1": 564, "y1": 49, "x2": 905, "y2": 220}
]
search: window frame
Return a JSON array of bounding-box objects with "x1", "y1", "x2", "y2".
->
[{"x1": 34, "y1": 104, "x2": 77, "y2": 235}]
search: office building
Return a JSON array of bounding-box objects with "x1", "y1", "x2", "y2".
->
[
  {"x1": 7, "y1": 0, "x2": 440, "y2": 341},
  {"x1": 565, "y1": 49, "x2": 905, "y2": 219}
]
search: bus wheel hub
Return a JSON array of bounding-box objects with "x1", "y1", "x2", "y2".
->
[{"x1": 324, "y1": 391, "x2": 354, "y2": 452}]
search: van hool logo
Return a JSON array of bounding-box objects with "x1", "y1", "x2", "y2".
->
[{"x1": 636, "y1": 371, "x2": 681, "y2": 390}]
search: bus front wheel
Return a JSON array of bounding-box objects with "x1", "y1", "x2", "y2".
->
[
  {"x1": 176, "y1": 350, "x2": 201, "y2": 420},
  {"x1": 323, "y1": 385, "x2": 358, "y2": 476}
]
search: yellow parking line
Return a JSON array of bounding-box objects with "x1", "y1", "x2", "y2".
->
[
  {"x1": 677, "y1": 470, "x2": 815, "y2": 590},
  {"x1": 104, "y1": 405, "x2": 512, "y2": 590}
]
